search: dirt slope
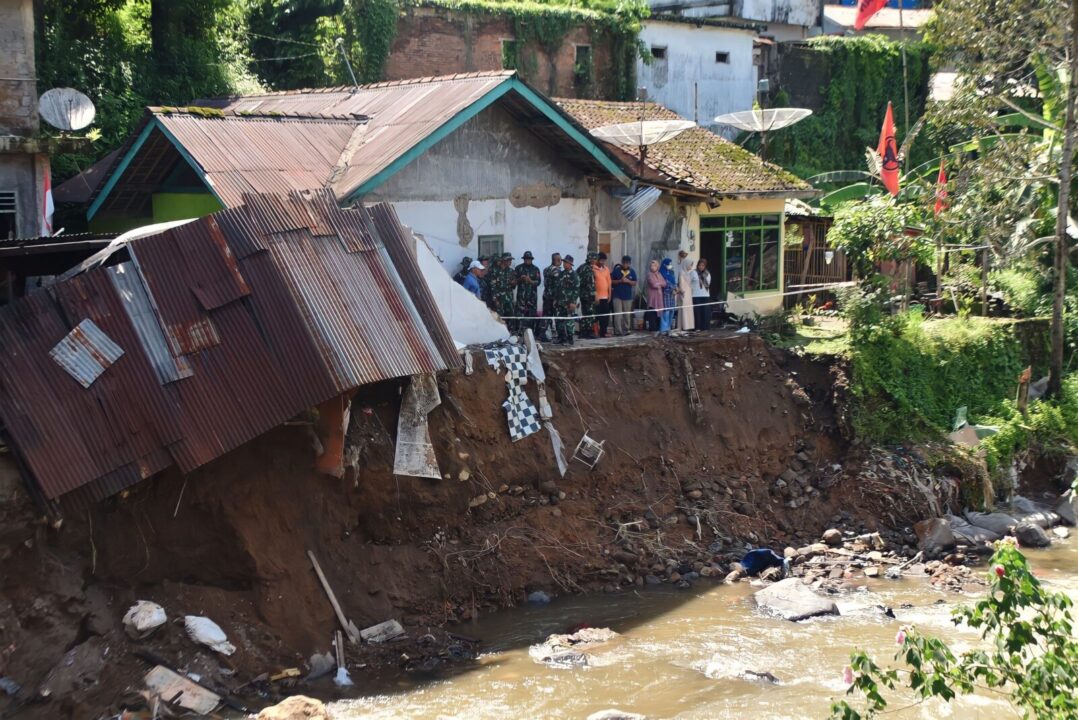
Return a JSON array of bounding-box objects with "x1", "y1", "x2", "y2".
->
[{"x1": 0, "y1": 334, "x2": 956, "y2": 718}]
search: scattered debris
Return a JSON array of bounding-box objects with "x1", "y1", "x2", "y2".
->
[
  {"x1": 360, "y1": 619, "x2": 405, "y2": 644},
  {"x1": 393, "y1": 373, "x2": 443, "y2": 479},
  {"x1": 143, "y1": 665, "x2": 221, "y2": 715},
  {"x1": 587, "y1": 710, "x2": 646, "y2": 720},
  {"x1": 740, "y1": 548, "x2": 786, "y2": 577},
  {"x1": 307, "y1": 550, "x2": 361, "y2": 644},
  {"x1": 122, "y1": 601, "x2": 167, "y2": 640},
  {"x1": 306, "y1": 652, "x2": 336, "y2": 681},
  {"x1": 753, "y1": 578, "x2": 839, "y2": 621},
  {"x1": 183, "y1": 616, "x2": 236, "y2": 656},
  {"x1": 572, "y1": 433, "x2": 605, "y2": 468}
]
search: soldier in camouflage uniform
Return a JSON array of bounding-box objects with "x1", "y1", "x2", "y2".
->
[
  {"x1": 490, "y1": 252, "x2": 517, "y2": 328},
  {"x1": 554, "y1": 254, "x2": 580, "y2": 345},
  {"x1": 478, "y1": 256, "x2": 492, "y2": 306},
  {"x1": 576, "y1": 251, "x2": 597, "y2": 338},
  {"x1": 541, "y1": 252, "x2": 562, "y2": 341},
  {"x1": 513, "y1": 250, "x2": 541, "y2": 335}
]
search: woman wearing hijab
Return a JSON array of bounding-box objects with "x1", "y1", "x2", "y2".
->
[
  {"x1": 676, "y1": 251, "x2": 695, "y2": 332},
  {"x1": 659, "y1": 258, "x2": 677, "y2": 336},
  {"x1": 645, "y1": 259, "x2": 666, "y2": 334}
]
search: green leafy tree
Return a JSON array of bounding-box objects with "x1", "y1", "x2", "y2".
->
[
  {"x1": 832, "y1": 543, "x2": 1078, "y2": 719},
  {"x1": 828, "y1": 196, "x2": 930, "y2": 278}
]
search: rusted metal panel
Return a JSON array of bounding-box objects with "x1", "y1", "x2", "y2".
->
[
  {"x1": 49, "y1": 319, "x2": 124, "y2": 388},
  {"x1": 0, "y1": 191, "x2": 455, "y2": 505}
]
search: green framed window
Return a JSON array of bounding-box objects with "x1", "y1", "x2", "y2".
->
[{"x1": 699, "y1": 214, "x2": 781, "y2": 295}]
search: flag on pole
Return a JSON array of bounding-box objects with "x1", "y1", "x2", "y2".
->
[
  {"x1": 41, "y1": 169, "x2": 54, "y2": 236},
  {"x1": 854, "y1": 0, "x2": 890, "y2": 30},
  {"x1": 934, "y1": 158, "x2": 948, "y2": 215},
  {"x1": 876, "y1": 102, "x2": 901, "y2": 196}
]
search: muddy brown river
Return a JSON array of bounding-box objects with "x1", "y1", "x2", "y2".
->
[{"x1": 333, "y1": 538, "x2": 1078, "y2": 719}]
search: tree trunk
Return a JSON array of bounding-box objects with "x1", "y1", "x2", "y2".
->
[{"x1": 1049, "y1": 0, "x2": 1078, "y2": 398}]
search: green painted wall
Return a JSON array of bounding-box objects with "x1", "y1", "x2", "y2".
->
[
  {"x1": 89, "y1": 192, "x2": 223, "y2": 234},
  {"x1": 151, "y1": 192, "x2": 223, "y2": 222}
]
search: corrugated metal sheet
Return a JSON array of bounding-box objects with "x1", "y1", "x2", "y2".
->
[
  {"x1": 49, "y1": 319, "x2": 125, "y2": 388},
  {"x1": 621, "y1": 186, "x2": 663, "y2": 222},
  {"x1": 165, "y1": 74, "x2": 512, "y2": 203},
  {"x1": 0, "y1": 191, "x2": 459, "y2": 507}
]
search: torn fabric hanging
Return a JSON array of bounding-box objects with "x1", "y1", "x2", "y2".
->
[
  {"x1": 393, "y1": 373, "x2": 442, "y2": 478},
  {"x1": 485, "y1": 342, "x2": 541, "y2": 443}
]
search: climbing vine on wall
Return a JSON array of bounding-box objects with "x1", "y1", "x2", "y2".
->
[
  {"x1": 765, "y1": 35, "x2": 934, "y2": 178},
  {"x1": 354, "y1": 0, "x2": 399, "y2": 82},
  {"x1": 415, "y1": 0, "x2": 647, "y2": 100}
]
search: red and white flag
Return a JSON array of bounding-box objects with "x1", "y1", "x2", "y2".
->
[
  {"x1": 934, "y1": 158, "x2": 948, "y2": 215},
  {"x1": 876, "y1": 102, "x2": 901, "y2": 196},
  {"x1": 41, "y1": 170, "x2": 54, "y2": 236},
  {"x1": 854, "y1": 0, "x2": 889, "y2": 30}
]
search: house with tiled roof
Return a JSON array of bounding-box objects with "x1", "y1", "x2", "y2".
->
[{"x1": 557, "y1": 97, "x2": 816, "y2": 316}]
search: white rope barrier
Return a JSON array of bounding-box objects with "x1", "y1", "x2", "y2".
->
[{"x1": 493, "y1": 280, "x2": 857, "y2": 321}]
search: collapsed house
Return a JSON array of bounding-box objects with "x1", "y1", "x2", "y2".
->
[{"x1": 0, "y1": 192, "x2": 459, "y2": 509}]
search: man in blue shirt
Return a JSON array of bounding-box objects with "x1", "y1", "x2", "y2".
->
[
  {"x1": 610, "y1": 255, "x2": 637, "y2": 336},
  {"x1": 461, "y1": 259, "x2": 484, "y2": 299}
]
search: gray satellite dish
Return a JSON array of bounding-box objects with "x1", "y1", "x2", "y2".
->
[{"x1": 38, "y1": 88, "x2": 96, "y2": 131}]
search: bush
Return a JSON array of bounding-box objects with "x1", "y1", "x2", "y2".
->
[
  {"x1": 980, "y1": 374, "x2": 1078, "y2": 471},
  {"x1": 833, "y1": 543, "x2": 1078, "y2": 720}
]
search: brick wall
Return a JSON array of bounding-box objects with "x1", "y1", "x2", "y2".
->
[{"x1": 384, "y1": 7, "x2": 619, "y2": 99}]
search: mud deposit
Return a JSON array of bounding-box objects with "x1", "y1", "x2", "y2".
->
[{"x1": 0, "y1": 334, "x2": 976, "y2": 717}]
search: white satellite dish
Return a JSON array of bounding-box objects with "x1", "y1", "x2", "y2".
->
[
  {"x1": 713, "y1": 108, "x2": 812, "y2": 132},
  {"x1": 38, "y1": 88, "x2": 96, "y2": 131},
  {"x1": 591, "y1": 119, "x2": 696, "y2": 149}
]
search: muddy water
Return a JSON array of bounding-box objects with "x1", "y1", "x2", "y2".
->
[{"x1": 334, "y1": 538, "x2": 1078, "y2": 720}]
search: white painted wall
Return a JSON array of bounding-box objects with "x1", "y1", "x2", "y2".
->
[
  {"x1": 638, "y1": 22, "x2": 758, "y2": 130},
  {"x1": 410, "y1": 232, "x2": 509, "y2": 347},
  {"x1": 391, "y1": 197, "x2": 591, "y2": 302}
]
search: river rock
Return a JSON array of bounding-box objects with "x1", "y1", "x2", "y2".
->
[
  {"x1": 822, "y1": 529, "x2": 843, "y2": 547},
  {"x1": 945, "y1": 514, "x2": 1000, "y2": 545},
  {"x1": 529, "y1": 627, "x2": 618, "y2": 667},
  {"x1": 1053, "y1": 526, "x2": 1070, "y2": 539},
  {"x1": 1012, "y1": 496, "x2": 1061, "y2": 528},
  {"x1": 965, "y1": 511, "x2": 1018, "y2": 536},
  {"x1": 913, "y1": 518, "x2": 956, "y2": 560},
  {"x1": 587, "y1": 711, "x2": 645, "y2": 720},
  {"x1": 257, "y1": 696, "x2": 333, "y2": 720},
  {"x1": 753, "y1": 578, "x2": 839, "y2": 621},
  {"x1": 1055, "y1": 491, "x2": 1076, "y2": 527},
  {"x1": 1014, "y1": 522, "x2": 1051, "y2": 548}
]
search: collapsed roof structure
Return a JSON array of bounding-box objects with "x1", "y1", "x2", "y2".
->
[{"x1": 0, "y1": 191, "x2": 459, "y2": 507}]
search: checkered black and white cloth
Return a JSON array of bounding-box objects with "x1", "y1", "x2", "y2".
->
[{"x1": 484, "y1": 343, "x2": 541, "y2": 442}]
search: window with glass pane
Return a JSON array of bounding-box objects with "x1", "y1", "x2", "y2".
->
[
  {"x1": 702, "y1": 213, "x2": 782, "y2": 294},
  {"x1": 478, "y1": 235, "x2": 504, "y2": 259}
]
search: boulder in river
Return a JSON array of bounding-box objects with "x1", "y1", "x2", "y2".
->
[
  {"x1": 1055, "y1": 491, "x2": 1076, "y2": 527},
  {"x1": 964, "y1": 511, "x2": 1018, "y2": 536},
  {"x1": 945, "y1": 514, "x2": 1000, "y2": 545},
  {"x1": 257, "y1": 696, "x2": 333, "y2": 720},
  {"x1": 913, "y1": 518, "x2": 956, "y2": 560},
  {"x1": 1012, "y1": 496, "x2": 1061, "y2": 529},
  {"x1": 529, "y1": 627, "x2": 618, "y2": 667},
  {"x1": 753, "y1": 578, "x2": 839, "y2": 621},
  {"x1": 587, "y1": 711, "x2": 646, "y2": 720},
  {"x1": 822, "y1": 528, "x2": 843, "y2": 547},
  {"x1": 1014, "y1": 522, "x2": 1051, "y2": 548}
]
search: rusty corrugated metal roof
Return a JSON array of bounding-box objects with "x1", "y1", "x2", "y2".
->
[
  {"x1": 48, "y1": 319, "x2": 125, "y2": 389},
  {"x1": 0, "y1": 191, "x2": 460, "y2": 506}
]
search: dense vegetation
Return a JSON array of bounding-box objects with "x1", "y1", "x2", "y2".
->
[{"x1": 765, "y1": 35, "x2": 936, "y2": 179}]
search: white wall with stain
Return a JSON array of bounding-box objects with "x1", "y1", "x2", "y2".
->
[{"x1": 637, "y1": 21, "x2": 758, "y2": 130}]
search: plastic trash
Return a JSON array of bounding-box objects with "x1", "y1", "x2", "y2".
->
[
  {"x1": 333, "y1": 666, "x2": 354, "y2": 687},
  {"x1": 123, "y1": 600, "x2": 167, "y2": 640},
  {"x1": 740, "y1": 548, "x2": 787, "y2": 577},
  {"x1": 184, "y1": 615, "x2": 236, "y2": 655}
]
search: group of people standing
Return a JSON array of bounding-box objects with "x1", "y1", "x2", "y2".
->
[{"x1": 454, "y1": 248, "x2": 712, "y2": 344}]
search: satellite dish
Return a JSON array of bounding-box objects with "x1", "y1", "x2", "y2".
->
[
  {"x1": 38, "y1": 88, "x2": 96, "y2": 131},
  {"x1": 591, "y1": 120, "x2": 696, "y2": 148},
  {"x1": 713, "y1": 108, "x2": 812, "y2": 132}
]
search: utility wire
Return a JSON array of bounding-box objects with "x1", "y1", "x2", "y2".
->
[{"x1": 243, "y1": 30, "x2": 322, "y2": 47}]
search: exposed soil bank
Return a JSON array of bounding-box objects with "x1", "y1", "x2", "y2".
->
[{"x1": 0, "y1": 334, "x2": 984, "y2": 718}]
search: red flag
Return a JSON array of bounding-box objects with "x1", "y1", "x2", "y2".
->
[
  {"x1": 854, "y1": 0, "x2": 889, "y2": 30},
  {"x1": 876, "y1": 102, "x2": 900, "y2": 196},
  {"x1": 41, "y1": 167, "x2": 54, "y2": 236},
  {"x1": 934, "y1": 159, "x2": 948, "y2": 215}
]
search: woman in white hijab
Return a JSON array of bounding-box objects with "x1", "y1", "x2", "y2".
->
[{"x1": 676, "y1": 250, "x2": 695, "y2": 332}]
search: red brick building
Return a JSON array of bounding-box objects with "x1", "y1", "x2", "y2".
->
[{"x1": 384, "y1": 4, "x2": 624, "y2": 99}]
